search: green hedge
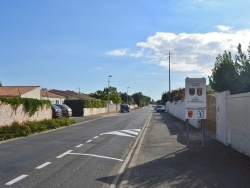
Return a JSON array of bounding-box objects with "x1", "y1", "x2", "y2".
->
[
  {"x1": 64, "y1": 99, "x2": 107, "y2": 116},
  {"x1": 0, "y1": 97, "x2": 51, "y2": 117},
  {"x1": 0, "y1": 118, "x2": 76, "y2": 141}
]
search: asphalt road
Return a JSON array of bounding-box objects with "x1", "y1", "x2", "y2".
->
[{"x1": 0, "y1": 107, "x2": 152, "y2": 188}]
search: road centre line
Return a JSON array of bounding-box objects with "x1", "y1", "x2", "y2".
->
[
  {"x1": 56, "y1": 150, "x2": 73, "y2": 159},
  {"x1": 76, "y1": 144, "x2": 84, "y2": 148},
  {"x1": 5, "y1": 174, "x2": 28, "y2": 185},
  {"x1": 93, "y1": 136, "x2": 98, "y2": 139},
  {"x1": 36, "y1": 162, "x2": 51, "y2": 169},
  {"x1": 86, "y1": 140, "x2": 92, "y2": 143},
  {"x1": 69, "y1": 152, "x2": 124, "y2": 162}
]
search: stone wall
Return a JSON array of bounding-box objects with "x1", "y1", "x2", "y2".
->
[{"x1": 0, "y1": 103, "x2": 52, "y2": 126}]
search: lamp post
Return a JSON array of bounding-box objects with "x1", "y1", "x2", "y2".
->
[
  {"x1": 127, "y1": 87, "x2": 130, "y2": 104},
  {"x1": 108, "y1": 75, "x2": 112, "y2": 113}
]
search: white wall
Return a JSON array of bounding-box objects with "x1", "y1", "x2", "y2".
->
[
  {"x1": 215, "y1": 91, "x2": 230, "y2": 145},
  {"x1": 21, "y1": 87, "x2": 41, "y2": 99},
  {"x1": 41, "y1": 96, "x2": 64, "y2": 104},
  {"x1": 226, "y1": 92, "x2": 250, "y2": 156},
  {"x1": 166, "y1": 100, "x2": 198, "y2": 128}
]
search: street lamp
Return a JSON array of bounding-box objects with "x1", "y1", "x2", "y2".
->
[
  {"x1": 108, "y1": 75, "x2": 112, "y2": 113},
  {"x1": 127, "y1": 87, "x2": 130, "y2": 104}
]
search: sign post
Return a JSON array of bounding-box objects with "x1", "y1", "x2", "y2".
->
[{"x1": 185, "y1": 77, "x2": 206, "y2": 147}]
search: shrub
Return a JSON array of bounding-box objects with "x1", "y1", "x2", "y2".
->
[{"x1": 0, "y1": 118, "x2": 76, "y2": 141}]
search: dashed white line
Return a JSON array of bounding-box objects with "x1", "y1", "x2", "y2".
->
[
  {"x1": 56, "y1": 150, "x2": 73, "y2": 159},
  {"x1": 86, "y1": 140, "x2": 92, "y2": 143},
  {"x1": 5, "y1": 174, "x2": 28, "y2": 185},
  {"x1": 93, "y1": 136, "x2": 98, "y2": 139},
  {"x1": 36, "y1": 162, "x2": 51, "y2": 169},
  {"x1": 76, "y1": 144, "x2": 84, "y2": 148}
]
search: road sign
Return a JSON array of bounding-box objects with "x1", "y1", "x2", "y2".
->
[{"x1": 185, "y1": 78, "x2": 206, "y2": 119}]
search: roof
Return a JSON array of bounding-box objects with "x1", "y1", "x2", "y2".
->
[
  {"x1": 0, "y1": 86, "x2": 40, "y2": 97},
  {"x1": 41, "y1": 91, "x2": 65, "y2": 99},
  {"x1": 49, "y1": 89, "x2": 98, "y2": 100}
]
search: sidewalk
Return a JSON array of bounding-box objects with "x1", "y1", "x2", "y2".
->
[{"x1": 118, "y1": 112, "x2": 250, "y2": 188}]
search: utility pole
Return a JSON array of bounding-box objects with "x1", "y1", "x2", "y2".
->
[
  {"x1": 108, "y1": 75, "x2": 112, "y2": 113},
  {"x1": 127, "y1": 87, "x2": 130, "y2": 104},
  {"x1": 169, "y1": 51, "x2": 171, "y2": 94}
]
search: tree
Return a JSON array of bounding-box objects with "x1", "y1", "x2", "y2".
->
[
  {"x1": 120, "y1": 92, "x2": 132, "y2": 104},
  {"x1": 209, "y1": 43, "x2": 250, "y2": 94},
  {"x1": 132, "y1": 92, "x2": 151, "y2": 107},
  {"x1": 90, "y1": 87, "x2": 122, "y2": 103},
  {"x1": 161, "y1": 88, "x2": 185, "y2": 103},
  {"x1": 235, "y1": 43, "x2": 250, "y2": 92},
  {"x1": 209, "y1": 51, "x2": 237, "y2": 93},
  {"x1": 0, "y1": 81, "x2": 2, "y2": 87}
]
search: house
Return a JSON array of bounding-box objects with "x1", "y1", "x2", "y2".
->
[
  {"x1": 40, "y1": 90, "x2": 65, "y2": 104},
  {"x1": 49, "y1": 89, "x2": 98, "y2": 100},
  {"x1": 0, "y1": 86, "x2": 40, "y2": 99}
]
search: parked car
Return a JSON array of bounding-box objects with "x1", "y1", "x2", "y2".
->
[
  {"x1": 121, "y1": 104, "x2": 130, "y2": 113},
  {"x1": 155, "y1": 105, "x2": 166, "y2": 113},
  {"x1": 51, "y1": 104, "x2": 62, "y2": 118},
  {"x1": 55, "y1": 104, "x2": 72, "y2": 117}
]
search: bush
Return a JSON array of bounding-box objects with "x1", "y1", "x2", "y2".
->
[{"x1": 0, "y1": 118, "x2": 76, "y2": 141}]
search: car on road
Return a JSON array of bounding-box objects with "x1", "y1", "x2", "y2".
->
[
  {"x1": 155, "y1": 105, "x2": 166, "y2": 113},
  {"x1": 55, "y1": 104, "x2": 72, "y2": 117},
  {"x1": 51, "y1": 104, "x2": 62, "y2": 118},
  {"x1": 121, "y1": 104, "x2": 130, "y2": 113}
]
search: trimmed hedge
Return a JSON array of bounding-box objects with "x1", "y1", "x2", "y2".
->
[{"x1": 0, "y1": 118, "x2": 76, "y2": 141}]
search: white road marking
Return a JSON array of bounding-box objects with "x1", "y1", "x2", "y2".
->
[
  {"x1": 100, "y1": 131, "x2": 135, "y2": 137},
  {"x1": 69, "y1": 152, "x2": 124, "y2": 162},
  {"x1": 56, "y1": 150, "x2": 73, "y2": 159},
  {"x1": 36, "y1": 162, "x2": 51, "y2": 169},
  {"x1": 120, "y1": 130, "x2": 140, "y2": 136},
  {"x1": 5, "y1": 174, "x2": 28, "y2": 185},
  {"x1": 86, "y1": 140, "x2": 92, "y2": 143},
  {"x1": 93, "y1": 136, "x2": 98, "y2": 139},
  {"x1": 129, "y1": 129, "x2": 141, "y2": 132},
  {"x1": 76, "y1": 144, "x2": 84, "y2": 148}
]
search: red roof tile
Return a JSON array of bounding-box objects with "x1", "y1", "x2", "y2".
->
[
  {"x1": 41, "y1": 91, "x2": 65, "y2": 99},
  {"x1": 0, "y1": 86, "x2": 40, "y2": 97}
]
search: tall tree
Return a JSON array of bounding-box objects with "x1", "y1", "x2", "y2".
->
[
  {"x1": 209, "y1": 43, "x2": 250, "y2": 94},
  {"x1": 0, "y1": 81, "x2": 2, "y2": 87},
  {"x1": 209, "y1": 51, "x2": 238, "y2": 94},
  {"x1": 235, "y1": 43, "x2": 250, "y2": 92}
]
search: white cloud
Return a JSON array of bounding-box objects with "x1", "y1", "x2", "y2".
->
[
  {"x1": 217, "y1": 25, "x2": 231, "y2": 31},
  {"x1": 106, "y1": 48, "x2": 128, "y2": 56},
  {"x1": 106, "y1": 48, "x2": 143, "y2": 57},
  {"x1": 135, "y1": 30, "x2": 250, "y2": 76}
]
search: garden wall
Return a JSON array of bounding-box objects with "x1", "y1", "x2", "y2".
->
[
  {"x1": 0, "y1": 103, "x2": 52, "y2": 126},
  {"x1": 83, "y1": 104, "x2": 137, "y2": 116}
]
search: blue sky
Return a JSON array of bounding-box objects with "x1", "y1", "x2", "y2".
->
[{"x1": 1, "y1": 0, "x2": 250, "y2": 100}]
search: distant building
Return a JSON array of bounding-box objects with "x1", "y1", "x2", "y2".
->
[
  {"x1": 49, "y1": 89, "x2": 98, "y2": 100},
  {"x1": 40, "y1": 90, "x2": 65, "y2": 104}
]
